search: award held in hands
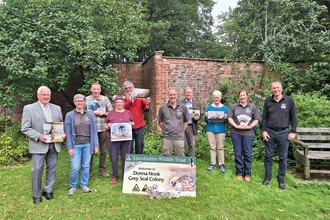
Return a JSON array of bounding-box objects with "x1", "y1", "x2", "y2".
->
[
  {"x1": 43, "y1": 122, "x2": 64, "y2": 143},
  {"x1": 131, "y1": 88, "x2": 149, "y2": 99},
  {"x1": 188, "y1": 107, "x2": 201, "y2": 119},
  {"x1": 207, "y1": 111, "x2": 225, "y2": 122}
]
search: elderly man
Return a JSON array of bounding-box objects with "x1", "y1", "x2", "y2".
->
[
  {"x1": 262, "y1": 82, "x2": 297, "y2": 189},
  {"x1": 21, "y1": 86, "x2": 66, "y2": 204},
  {"x1": 158, "y1": 87, "x2": 190, "y2": 156},
  {"x1": 179, "y1": 87, "x2": 201, "y2": 157},
  {"x1": 122, "y1": 80, "x2": 151, "y2": 154},
  {"x1": 86, "y1": 83, "x2": 113, "y2": 178}
]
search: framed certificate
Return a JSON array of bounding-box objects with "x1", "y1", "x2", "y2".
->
[
  {"x1": 188, "y1": 107, "x2": 201, "y2": 119},
  {"x1": 207, "y1": 111, "x2": 225, "y2": 122},
  {"x1": 43, "y1": 122, "x2": 64, "y2": 143},
  {"x1": 111, "y1": 123, "x2": 133, "y2": 142}
]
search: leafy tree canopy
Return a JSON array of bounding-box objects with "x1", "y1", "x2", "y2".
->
[
  {"x1": 136, "y1": 0, "x2": 226, "y2": 60},
  {"x1": 216, "y1": 0, "x2": 330, "y2": 66},
  {"x1": 0, "y1": 0, "x2": 148, "y2": 107}
]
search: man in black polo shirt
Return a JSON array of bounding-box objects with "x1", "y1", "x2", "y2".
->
[{"x1": 261, "y1": 82, "x2": 297, "y2": 189}]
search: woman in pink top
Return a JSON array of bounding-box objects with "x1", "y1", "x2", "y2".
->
[{"x1": 105, "y1": 95, "x2": 134, "y2": 185}]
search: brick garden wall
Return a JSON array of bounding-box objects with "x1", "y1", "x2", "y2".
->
[{"x1": 5, "y1": 51, "x2": 265, "y2": 131}]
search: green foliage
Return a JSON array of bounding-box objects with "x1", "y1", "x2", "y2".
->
[
  {"x1": 283, "y1": 62, "x2": 330, "y2": 98},
  {"x1": 137, "y1": 0, "x2": 225, "y2": 60},
  {"x1": 143, "y1": 125, "x2": 163, "y2": 155},
  {"x1": 0, "y1": 121, "x2": 29, "y2": 166},
  {"x1": 0, "y1": 116, "x2": 14, "y2": 132},
  {"x1": 0, "y1": 0, "x2": 148, "y2": 105},
  {"x1": 217, "y1": 0, "x2": 330, "y2": 64},
  {"x1": 292, "y1": 92, "x2": 330, "y2": 127}
]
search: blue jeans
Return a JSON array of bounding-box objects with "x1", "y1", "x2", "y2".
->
[
  {"x1": 130, "y1": 126, "x2": 145, "y2": 154},
  {"x1": 264, "y1": 128, "x2": 289, "y2": 181},
  {"x1": 231, "y1": 133, "x2": 254, "y2": 177},
  {"x1": 69, "y1": 143, "x2": 91, "y2": 188}
]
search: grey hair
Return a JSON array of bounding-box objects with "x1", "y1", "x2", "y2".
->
[
  {"x1": 91, "y1": 83, "x2": 101, "y2": 87},
  {"x1": 122, "y1": 80, "x2": 134, "y2": 89},
  {"x1": 73, "y1": 94, "x2": 86, "y2": 102},
  {"x1": 37, "y1": 86, "x2": 51, "y2": 94},
  {"x1": 212, "y1": 90, "x2": 222, "y2": 98},
  {"x1": 167, "y1": 87, "x2": 178, "y2": 95},
  {"x1": 185, "y1": 86, "x2": 193, "y2": 93}
]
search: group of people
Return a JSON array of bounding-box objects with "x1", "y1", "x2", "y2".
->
[
  {"x1": 21, "y1": 81, "x2": 150, "y2": 204},
  {"x1": 21, "y1": 81, "x2": 296, "y2": 204},
  {"x1": 157, "y1": 82, "x2": 297, "y2": 190}
]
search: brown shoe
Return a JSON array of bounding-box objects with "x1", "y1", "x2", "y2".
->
[
  {"x1": 100, "y1": 171, "x2": 110, "y2": 178},
  {"x1": 244, "y1": 176, "x2": 251, "y2": 182},
  {"x1": 236, "y1": 176, "x2": 243, "y2": 181}
]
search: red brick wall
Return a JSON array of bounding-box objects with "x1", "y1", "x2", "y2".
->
[{"x1": 6, "y1": 51, "x2": 265, "y2": 131}]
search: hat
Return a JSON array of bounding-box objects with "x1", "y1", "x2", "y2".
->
[{"x1": 113, "y1": 95, "x2": 125, "y2": 102}]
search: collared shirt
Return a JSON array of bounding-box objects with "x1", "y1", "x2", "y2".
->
[
  {"x1": 262, "y1": 95, "x2": 297, "y2": 133},
  {"x1": 157, "y1": 101, "x2": 190, "y2": 140},
  {"x1": 228, "y1": 102, "x2": 261, "y2": 136},
  {"x1": 85, "y1": 95, "x2": 113, "y2": 132},
  {"x1": 38, "y1": 101, "x2": 52, "y2": 122},
  {"x1": 73, "y1": 109, "x2": 91, "y2": 144},
  {"x1": 185, "y1": 99, "x2": 193, "y2": 124}
]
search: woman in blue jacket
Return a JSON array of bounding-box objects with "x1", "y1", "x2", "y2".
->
[{"x1": 65, "y1": 94, "x2": 99, "y2": 196}]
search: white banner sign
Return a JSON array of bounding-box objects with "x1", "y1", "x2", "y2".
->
[{"x1": 122, "y1": 154, "x2": 196, "y2": 197}]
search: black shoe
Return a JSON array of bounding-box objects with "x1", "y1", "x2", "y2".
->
[
  {"x1": 278, "y1": 180, "x2": 286, "y2": 189},
  {"x1": 262, "y1": 178, "x2": 271, "y2": 185},
  {"x1": 42, "y1": 191, "x2": 54, "y2": 200},
  {"x1": 207, "y1": 164, "x2": 216, "y2": 171},
  {"x1": 33, "y1": 197, "x2": 42, "y2": 204},
  {"x1": 220, "y1": 164, "x2": 226, "y2": 173}
]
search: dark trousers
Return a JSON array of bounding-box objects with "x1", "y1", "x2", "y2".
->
[
  {"x1": 31, "y1": 144, "x2": 58, "y2": 198},
  {"x1": 231, "y1": 133, "x2": 254, "y2": 177},
  {"x1": 107, "y1": 138, "x2": 132, "y2": 178},
  {"x1": 130, "y1": 126, "x2": 145, "y2": 154},
  {"x1": 90, "y1": 131, "x2": 107, "y2": 173},
  {"x1": 184, "y1": 125, "x2": 197, "y2": 157},
  {"x1": 264, "y1": 128, "x2": 290, "y2": 181}
]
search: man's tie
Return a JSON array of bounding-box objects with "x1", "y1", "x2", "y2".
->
[{"x1": 44, "y1": 105, "x2": 52, "y2": 122}]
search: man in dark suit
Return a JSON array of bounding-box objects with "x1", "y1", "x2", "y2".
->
[
  {"x1": 180, "y1": 87, "x2": 201, "y2": 157},
  {"x1": 21, "y1": 86, "x2": 66, "y2": 204}
]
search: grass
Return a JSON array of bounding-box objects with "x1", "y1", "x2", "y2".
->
[{"x1": 1, "y1": 146, "x2": 330, "y2": 220}]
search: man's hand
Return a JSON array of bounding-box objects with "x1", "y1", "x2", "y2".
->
[
  {"x1": 38, "y1": 134, "x2": 48, "y2": 143},
  {"x1": 263, "y1": 131, "x2": 270, "y2": 142},
  {"x1": 288, "y1": 133, "x2": 296, "y2": 140}
]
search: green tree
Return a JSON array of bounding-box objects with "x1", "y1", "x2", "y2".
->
[
  {"x1": 216, "y1": 0, "x2": 330, "y2": 65},
  {"x1": 136, "y1": 0, "x2": 225, "y2": 60},
  {"x1": 0, "y1": 0, "x2": 148, "y2": 107}
]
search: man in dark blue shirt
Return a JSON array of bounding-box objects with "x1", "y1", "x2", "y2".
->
[{"x1": 261, "y1": 82, "x2": 297, "y2": 189}]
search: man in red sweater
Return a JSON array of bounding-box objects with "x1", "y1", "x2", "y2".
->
[{"x1": 122, "y1": 81, "x2": 151, "y2": 154}]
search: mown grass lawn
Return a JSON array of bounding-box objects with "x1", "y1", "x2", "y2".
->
[{"x1": 1, "y1": 146, "x2": 330, "y2": 220}]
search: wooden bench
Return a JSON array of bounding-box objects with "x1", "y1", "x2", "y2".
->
[{"x1": 292, "y1": 127, "x2": 330, "y2": 179}]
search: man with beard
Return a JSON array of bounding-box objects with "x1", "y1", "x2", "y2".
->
[{"x1": 122, "y1": 80, "x2": 151, "y2": 154}]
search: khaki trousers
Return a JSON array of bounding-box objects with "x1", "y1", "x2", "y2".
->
[
  {"x1": 162, "y1": 138, "x2": 185, "y2": 156},
  {"x1": 206, "y1": 132, "x2": 226, "y2": 165}
]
